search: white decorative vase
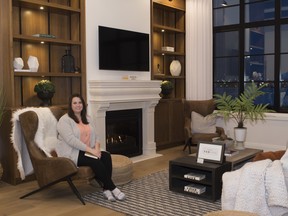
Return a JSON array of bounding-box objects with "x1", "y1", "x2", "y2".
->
[
  {"x1": 13, "y1": 57, "x2": 24, "y2": 69},
  {"x1": 170, "y1": 60, "x2": 181, "y2": 76},
  {"x1": 234, "y1": 127, "x2": 247, "y2": 150},
  {"x1": 27, "y1": 56, "x2": 39, "y2": 72}
]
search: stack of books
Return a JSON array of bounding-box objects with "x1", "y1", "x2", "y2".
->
[
  {"x1": 32, "y1": 34, "x2": 56, "y2": 39},
  {"x1": 184, "y1": 172, "x2": 205, "y2": 181},
  {"x1": 184, "y1": 183, "x2": 206, "y2": 194},
  {"x1": 161, "y1": 46, "x2": 174, "y2": 52}
]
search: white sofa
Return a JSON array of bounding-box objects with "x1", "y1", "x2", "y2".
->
[{"x1": 221, "y1": 149, "x2": 288, "y2": 216}]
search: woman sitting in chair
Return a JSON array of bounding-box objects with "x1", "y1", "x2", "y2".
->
[{"x1": 56, "y1": 93, "x2": 126, "y2": 202}]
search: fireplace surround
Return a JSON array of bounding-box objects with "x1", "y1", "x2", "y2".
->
[{"x1": 88, "y1": 80, "x2": 162, "y2": 162}]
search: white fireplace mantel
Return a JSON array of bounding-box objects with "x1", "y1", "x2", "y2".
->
[{"x1": 88, "y1": 80, "x2": 162, "y2": 162}]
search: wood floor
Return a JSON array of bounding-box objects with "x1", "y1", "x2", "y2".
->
[{"x1": 0, "y1": 145, "x2": 193, "y2": 216}]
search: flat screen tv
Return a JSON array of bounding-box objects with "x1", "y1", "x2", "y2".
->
[{"x1": 99, "y1": 26, "x2": 149, "y2": 71}]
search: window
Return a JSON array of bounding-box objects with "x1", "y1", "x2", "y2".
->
[
  {"x1": 213, "y1": 0, "x2": 240, "y2": 26},
  {"x1": 280, "y1": 24, "x2": 288, "y2": 107},
  {"x1": 282, "y1": 0, "x2": 288, "y2": 18},
  {"x1": 214, "y1": 31, "x2": 239, "y2": 97},
  {"x1": 213, "y1": 0, "x2": 288, "y2": 112},
  {"x1": 245, "y1": 0, "x2": 275, "y2": 22}
]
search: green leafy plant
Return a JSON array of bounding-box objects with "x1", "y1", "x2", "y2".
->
[
  {"x1": 160, "y1": 80, "x2": 173, "y2": 95},
  {"x1": 213, "y1": 82, "x2": 274, "y2": 128},
  {"x1": 34, "y1": 80, "x2": 55, "y2": 93}
]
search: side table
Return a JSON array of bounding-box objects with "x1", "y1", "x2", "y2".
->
[
  {"x1": 190, "y1": 148, "x2": 263, "y2": 170},
  {"x1": 226, "y1": 148, "x2": 263, "y2": 170},
  {"x1": 169, "y1": 156, "x2": 231, "y2": 202}
]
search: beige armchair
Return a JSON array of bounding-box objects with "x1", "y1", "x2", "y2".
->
[
  {"x1": 183, "y1": 99, "x2": 227, "y2": 153},
  {"x1": 18, "y1": 108, "x2": 94, "y2": 205}
]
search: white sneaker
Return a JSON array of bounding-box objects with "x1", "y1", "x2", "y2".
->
[
  {"x1": 103, "y1": 190, "x2": 116, "y2": 202},
  {"x1": 112, "y1": 188, "x2": 126, "y2": 201}
]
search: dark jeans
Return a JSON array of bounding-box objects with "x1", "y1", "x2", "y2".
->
[{"x1": 77, "y1": 150, "x2": 116, "y2": 190}]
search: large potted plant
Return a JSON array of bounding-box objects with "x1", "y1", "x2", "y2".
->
[
  {"x1": 34, "y1": 79, "x2": 55, "y2": 106},
  {"x1": 213, "y1": 82, "x2": 274, "y2": 149}
]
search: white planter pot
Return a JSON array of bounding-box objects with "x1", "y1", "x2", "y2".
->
[{"x1": 234, "y1": 127, "x2": 247, "y2": 150}]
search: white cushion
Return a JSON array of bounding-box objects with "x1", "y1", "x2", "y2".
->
[
  {"x1": 280, "y1": 149, "x2": 288, "y2": 187},
  {"x1": 191, "y1": 111, "x2": 216, "y2": 134}
]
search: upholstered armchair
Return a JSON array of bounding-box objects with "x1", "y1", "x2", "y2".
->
[
  {"x1": 17, "y1": 108, "x2": 94, "y2": 205},
  {"x1": 183, "y1": 99, "x2": 227, "y2": 153}
]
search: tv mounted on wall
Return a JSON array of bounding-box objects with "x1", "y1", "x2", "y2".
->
[{"x1": 98, "y1": 26, "x2": 149, "y2": 71}]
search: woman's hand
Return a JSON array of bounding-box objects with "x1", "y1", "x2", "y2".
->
[
  {"x1": 86, "y1": 146, "x2": 101, "y2": 159},
  {"x1": 91, "y1": 148, "x2": 102, "y2": 158}
]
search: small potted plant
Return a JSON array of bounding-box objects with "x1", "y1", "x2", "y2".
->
[
  {"x1": 160, "y1": 80, "x2": 173, "y2": 98},
  {"x1": 213, "y1": 82, "x2": 274, "y2": 149},
  {"x1": 34, "y1": 79, "x2": 55, "y2": 106}
]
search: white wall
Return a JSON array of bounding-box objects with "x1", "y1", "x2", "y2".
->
[
  {"x1": 216, "y1": 113, "x2": 288, "y2": 151},
  {"x1": 85, "y1": 0, "x2": 288, "y2": 153},
  {"x1": 85, "y1": 0, "x2": 151, "y2": 82}
]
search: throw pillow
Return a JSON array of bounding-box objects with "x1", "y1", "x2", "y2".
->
[
  {"x1": 253, "y1": 150, "x2": 286, "y2": 162},
  {"x1": 191, "y1": 111, "x2": 216, "y2": 134}
]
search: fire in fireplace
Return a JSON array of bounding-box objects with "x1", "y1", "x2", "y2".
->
[{"x1": 105, "y1": 109, "x2": 142, "y2": 157}]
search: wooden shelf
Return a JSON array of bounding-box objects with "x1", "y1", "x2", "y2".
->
[
  {"x1": 153, "y1": 74, "x2": 185, "y2": 79},
  {"x1": 13, "y1": 34, "x2": 81, "y2": 45},
  {"x1": 153, "y1": 1, "x2": 185, "y2": 11},
  {"x1": 14, "y1": 72, "x2": 82, "y2": 77},
  {"x1": 153, "y1": 50, "x2": 185, "y2": 56},
  {"x1": 153, "y1": 24, "x2": 185, "y2": 33},
  {"x1": 13, "y1": 0, "x2": 81, "y2": 13}
]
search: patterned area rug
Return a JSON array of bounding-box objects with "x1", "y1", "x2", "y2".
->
[{"x1": 84, "y1": 170, "x2": 221, "y2": 216}]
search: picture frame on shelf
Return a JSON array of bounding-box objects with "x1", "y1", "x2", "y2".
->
[{"x1": 196, "y1": 142, "x2": 225, "y2": 164}]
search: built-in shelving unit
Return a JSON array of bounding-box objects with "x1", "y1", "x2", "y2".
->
[
  {"x1": 0, "y1": 0, "x2": 86, "y2": 184},
  {"x1": 151, "y1": 0, "x2": 186, "y2": 149},
  {"x1": 151, "y1": 0, "x2": 185, "y2": 99},
  {"x1": 10, "y1": 0, "x2": 86, "y2": 107}
]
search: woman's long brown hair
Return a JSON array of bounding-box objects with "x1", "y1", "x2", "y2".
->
[{"x1": 68, "y1": 93, "x2": 89, "y2": 124}]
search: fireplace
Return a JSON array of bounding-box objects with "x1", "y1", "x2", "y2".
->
[
  {"x1": 106, "y1": 109, "x2": 142, "y2": 157},
  {"x1": 88, "y1": 80, "x2": 162, "y2": 162}
]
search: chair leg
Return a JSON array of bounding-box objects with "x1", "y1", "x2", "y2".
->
[
  {"x1": 20, "y1": 176, "x2": 85, "y2": 205},
  {"x1": 20, "y1": 177, "x2": 66, "y2": 199},
  {"x1": 183, "y1": 138, "x2": 192, "y2": 154},
  {"x1": 66, "y1": 177, "x2": 86, "y2": 205},
  {"x1": 20, "y1": 183, "x2": 52, "y2": 199},
  {"x1": 183, "y1": 139, "x2": 188, "y2": 151}
]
